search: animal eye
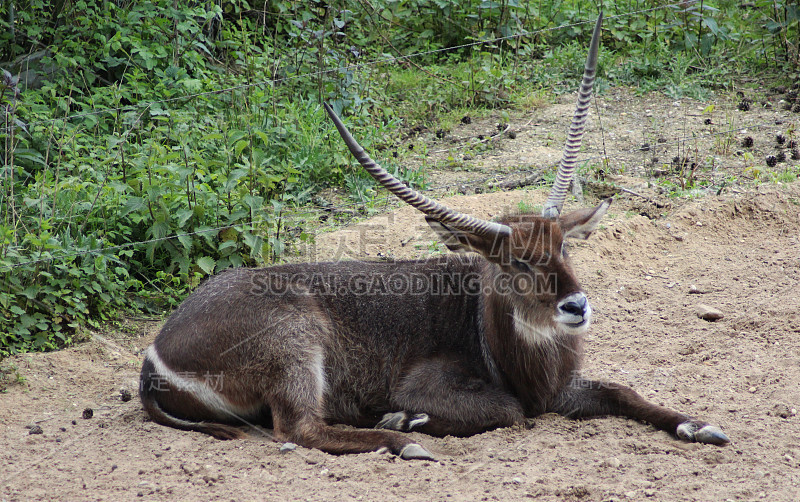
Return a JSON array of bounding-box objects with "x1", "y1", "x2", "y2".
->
[
  {"x1": 511, "y1": 258, "x2": 530, "y2": 271},
  {"x1": 533, "y1": 252, "x2": 552, "y2": 266}
]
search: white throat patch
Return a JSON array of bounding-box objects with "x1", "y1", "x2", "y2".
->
[{"x1": 512, "y1": 307, "x2": 557, "y2": 346}]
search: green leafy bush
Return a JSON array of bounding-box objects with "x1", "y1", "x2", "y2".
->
[{"x1": 0, "y1": 1, "x2": 423, "y2": 355}]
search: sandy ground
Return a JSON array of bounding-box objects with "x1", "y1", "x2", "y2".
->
[{"x1": 1, "y1": 88, "x2": 799, "y2": 501}]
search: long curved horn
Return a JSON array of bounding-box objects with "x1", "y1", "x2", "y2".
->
[
  {"x1": 542, "y1": 13, "x2": 603, "y2": 219},
  {"x1": 324, "y1": 103, "x2": 512, "y2": 238}
]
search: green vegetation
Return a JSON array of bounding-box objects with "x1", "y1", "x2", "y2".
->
[
  {"x1": 0, "y1": 360, "x2": 27, "y2": 390},
  {"x1": 1, "y1": 0, "x2": 798, "y2": 356}
]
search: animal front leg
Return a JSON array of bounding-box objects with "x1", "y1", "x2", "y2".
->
[
  {"x1": 382, "y1": 358, "x2": 525, "y2": 437},
  {"x1": 551, "y1": 377, "x2": 729, "y2": 445}
]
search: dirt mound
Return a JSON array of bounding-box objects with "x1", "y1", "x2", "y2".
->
[{"x1": 2, "y1": 182, "x2": 799, "y2": 501}]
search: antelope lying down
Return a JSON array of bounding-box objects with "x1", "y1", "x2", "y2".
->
[{"x1": 139, "y1": 15, "x2": 728, "y2": 460}]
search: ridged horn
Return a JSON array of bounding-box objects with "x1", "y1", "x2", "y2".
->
[
  {"x1": 542, "y1": 13, "x2": 603, "y2": 219},
  {"x1": 324, "y1": 103, "x2": 512, "y2": 238}
]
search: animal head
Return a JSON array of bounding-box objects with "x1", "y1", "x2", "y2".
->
[
  {"x1": 323, "y1": 14, "x2": 606, "y2": 336},
  {"x1": 426, "y1": 199, "x2": 610, "y2": 336}
]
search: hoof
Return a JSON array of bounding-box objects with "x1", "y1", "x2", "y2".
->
[
  {"x1": 407, "y1": 413, "x2": 430, "y2": 429},
  {"x1": 399, "y1": 443, "x2": 435, "y2": 461},
  {"x1": 677, "y1": 421, "x2": 730, "y2": 446},
  {"x1": 377, "y1": 412, "x2": 407, "y2": 430},
  {"x1": 694, "y1": 425, "x2": 730, "y2": 445},
  {"x1": 376, "y1": 411, "x2": 429, "y2": 431}
]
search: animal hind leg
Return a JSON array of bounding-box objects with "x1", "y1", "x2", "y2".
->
[
  {"x1": 275, "y1": 412, "x2": 434, "y2": 460},
  {"x1": 264, "y1": 339, "x2": 433, "y2": 460}
]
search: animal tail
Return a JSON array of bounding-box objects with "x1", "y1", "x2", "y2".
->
[{"x1": 139, "y1": 354, "x2": 246, "y2": 440}]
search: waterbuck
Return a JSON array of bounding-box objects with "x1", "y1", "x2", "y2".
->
[{"x1": 139, "y1": 15, "x2": 728, "y2": 460}]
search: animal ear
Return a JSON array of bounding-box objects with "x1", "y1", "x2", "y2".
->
[
  {"x1": 426, "y1": 217, "x2": 509, "y2": 263},
  {"x1": 559, "y1": 198, "x2": 612, "y2": 240}
]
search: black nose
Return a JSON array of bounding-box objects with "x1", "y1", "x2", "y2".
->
[
  {"x1": 559, "y1": 295, "x2": 587, "y2": 316},
  {"x1": 560, "y1": 301, "x2": 584, "y2": 316}
]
